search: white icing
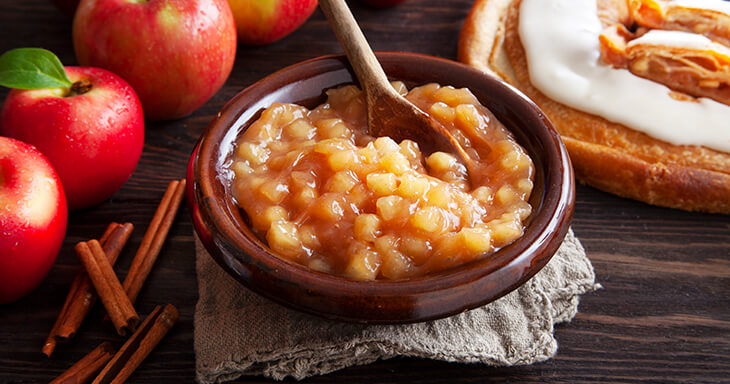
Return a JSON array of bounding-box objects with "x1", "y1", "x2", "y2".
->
[
  {"x1": 629, "y1": 30, "x2": 730, "y2": 56},
  {"x1": 518, "y1": 0, "x2": 730, "y2": 153},
  {"x1": 631, "y1": 29, "x2": 706, "y2": 48}
]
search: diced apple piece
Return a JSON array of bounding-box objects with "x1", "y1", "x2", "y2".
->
[
  {"x1": 376, "y1": 195, "x2": 406, "y2": 221},
  {"x1": 293, "y1": 187, "x2": 318, "y2": 208},
  {"x1": 495, "y1": 185, "x2": 518, "y2": 205},
  {"x1": 411, "y1": 206, "x2": 444, "y2": 233},
  {"x1": 285, "y1": 118, "x2": 316, "y2": 140},
  {"x1": 379, "y1": 151, "x2": 410, "y2": 175},
  {"x1": 426, "y1": 152, "x2": 457, "y2": 173},
  {"x1": 236, "y1": 142, "x2": 270, "y2": 165},
  {"x1": 311, "y1": 194, "x2": 345, "y2": 221},
  {"x1": 391, "y1": 81, "x2": 408, "y2": 95},
  {"x1": 428, "y1": 102, "x2": 455, "y2": 124},
  {"x1": 459, "y1": 226, "x2": 492, "y2": 254},
  {"x1": 454, "y1": 104, "x2": 480, "y2": 133},
  {"x1": 373, "y1": 136, "x2": 400, "y2": 156},
  {"x1": 396, "y1": 173, "x2": 430, "y2": 200},
  {"x1": 344, "y1": 244, "x2": 381, "y2": 280},
  {"x1": 267, "y1": 220, "x2": 303, "y2": 259},
  {"x1": 426, "y1": 184, "x2": 453, "y2": 209},
  {"x1": 353, "y1": 214, "x2": 381, "y2": 242},
  {"x1": 489, "y1": 217, "x2": 523, "y2": 247},
  {"x1": 258, "y1": 180, "x2": 289, "y2": 203},
  {"x1": 328, "y1": 149, "x2": 358, "y2": 172},
  {"x1": 262, "y1": 206, "x2": 288, "y2": 228},
  {"x1": 401, "y1": 237, "x2": 432, "y2": 265},
  {"x1": 380, "y1": 249, "x2": 413, "y2": 280},
  {"x1": 326, "y1": 170, "x2": 359, "y2": 193},
  {"x1": 433, "y1": 86, "x2": 476, "y2": 106},
  {"x1": 231, "y1": 161, "x2": 253, "y2": 179},
  {"x1": 366, "y1": 172, "x2": 398, "y2": 196}
]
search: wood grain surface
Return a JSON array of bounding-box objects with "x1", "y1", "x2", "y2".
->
[{"x1": 1, "y1": 1, "x2": 728, "y2": 383}]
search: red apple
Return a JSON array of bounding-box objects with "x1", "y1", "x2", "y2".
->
[
  {"x1": 0, "y1": 66, "x2": 145, "y2": 210},
  {"x1": 73, "y1": 0, "x2": 237, "y2": 120},
  {"x1": 358, "y1": 0, "x2": 406, "y2": 7},
  {"x1": 228, "y1": 0, "x2": 318, "y2": 45},
  {"x1": 49, "y1": 0, "x2": 81, "y2": 18},
  {"x1": 0, "y1": 137, "x2": 67, "y2": 304}
]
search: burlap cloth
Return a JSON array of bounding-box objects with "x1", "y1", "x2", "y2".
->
[{"x1": 194, "y1": 229, "x2": 598, "y2": 383}]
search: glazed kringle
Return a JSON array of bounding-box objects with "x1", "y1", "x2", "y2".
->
[{"x1": 458, "y1": 0, "x2": 730, "y2": 213}]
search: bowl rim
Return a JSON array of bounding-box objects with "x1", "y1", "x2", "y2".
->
[{"x1": 189, "y1": 52, "x2": 575, "y2": 323}]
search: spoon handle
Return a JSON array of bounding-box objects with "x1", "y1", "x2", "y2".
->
[{"x1": 319, "y1": 0, "x2": 394, "y2": 96}]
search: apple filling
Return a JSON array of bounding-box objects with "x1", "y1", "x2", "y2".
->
[
  {"x1": 229, "y1": 82, "x2": 534, "y2": 280},
  {"x1": 598, "y1": 0, "x2": 730, "y2": 106}
]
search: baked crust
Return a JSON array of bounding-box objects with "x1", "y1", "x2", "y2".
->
[{"x1": 458, "y1": 0, "x2": 730, "y2": 213}]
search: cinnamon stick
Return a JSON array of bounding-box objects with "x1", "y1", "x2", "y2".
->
[
  {"x1": 50, "y1": 342, "x2": 116, "y2": 384},
  {"x1": 43, "y1": 223, "x2": 133, "y2": 357},
  {"x1": 93, "y1": 304, "x2": 179, "y2": 384},
  {"x1": 76, "y1": 240, "x2": 139, "y2": 336},
  {"x1": 98, "y1": 223, "x2": 118, "y2": 247},
  {"x1": 124, "y1": 179, "x2": 186, "y2": 303}
]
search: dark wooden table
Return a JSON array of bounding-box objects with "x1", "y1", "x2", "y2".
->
[{"x1": 1, "y1": 1, "x2": 728, "y2": 383}]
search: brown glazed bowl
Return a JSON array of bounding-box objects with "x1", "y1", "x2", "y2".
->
[{"x1": 187, "y1": 52, "x2": 574, "y2": 323}]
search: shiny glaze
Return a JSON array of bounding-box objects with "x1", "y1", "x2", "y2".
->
[{"x1": 187, "y1": 52, "x2": 575, "y2": 323}]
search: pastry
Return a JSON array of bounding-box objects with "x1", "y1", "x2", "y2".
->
[{"x1": 458, "y1": 0, "x2": 730, "y2": 213}]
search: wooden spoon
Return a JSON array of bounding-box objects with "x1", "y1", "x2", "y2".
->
[{"x1": 319, "y1": 0, "x2": 480, "y2": 186}]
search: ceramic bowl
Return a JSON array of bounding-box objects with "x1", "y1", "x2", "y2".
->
[{"x1": 187, "y1": 52, "x2": 574, "y2": 323}]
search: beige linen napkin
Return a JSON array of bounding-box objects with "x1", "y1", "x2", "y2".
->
[{"x1": 194, "y1": 229, "x2": 598, "y2": 383}]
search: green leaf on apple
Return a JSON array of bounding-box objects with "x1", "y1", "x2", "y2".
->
[{"x1": 0, "y1": 48, "x2": 72, "y2": 90}]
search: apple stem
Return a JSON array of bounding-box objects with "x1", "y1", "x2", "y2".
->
[{"x1": 68, "y1": 80, "x2": 93, "y2": 96}]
